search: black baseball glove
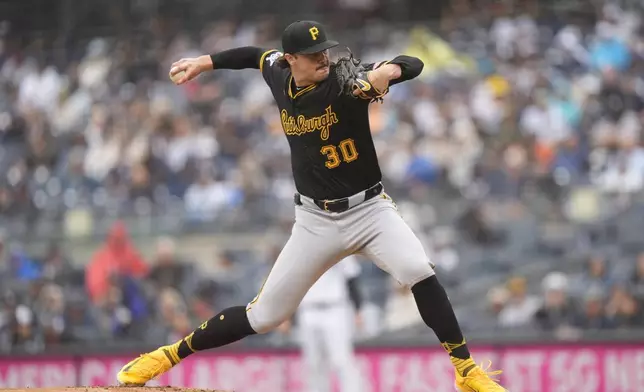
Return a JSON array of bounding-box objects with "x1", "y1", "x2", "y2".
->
[{"x1": 335, "y1": 49, "x2": 388, "y2": 103}]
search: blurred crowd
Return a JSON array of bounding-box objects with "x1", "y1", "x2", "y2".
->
[
  {"x1": 486, "y1": 252, "x2": 644, "y2": 335},
  {"x1": 4, "y1": 219, "x2": 644, "y2": 354},
  {"x1": 0, "y1": 220, "x2": 266, "y2": 353},
  {"x1": 2, "y1": 0, "x2": 644, "y2": 352}
]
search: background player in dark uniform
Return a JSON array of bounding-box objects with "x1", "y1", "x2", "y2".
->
[{"x1": 117, "y1": 21, "x2": 508, "y2": 392}]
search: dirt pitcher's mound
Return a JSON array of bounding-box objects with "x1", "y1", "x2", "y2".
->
[{"x1": 0, "y1": 388, "x2": 232, "y2": 392}]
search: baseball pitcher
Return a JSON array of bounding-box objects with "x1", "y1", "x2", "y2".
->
[{"x1": 117, "y1": 20, "x2": 507, "y2": 392}]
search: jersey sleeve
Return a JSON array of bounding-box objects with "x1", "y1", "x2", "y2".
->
[
  {"x1": 259, "y1": 49, "x2": 288, "y2": 88},
  {"x1": 210, "y1": 46, "x2": 265, "y2": 70},
  {"x1": 362, "y1": 55, "x2": 424, "y2": 87}
]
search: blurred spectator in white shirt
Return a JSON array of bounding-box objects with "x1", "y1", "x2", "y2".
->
[
  {"x1": 515, "y1": 15, "x2": 539, "y2": 59},
  {"x1": 184, "y1": 169, "x2": 240, "y2": 222},
  {"x1": 490, "y1": 17, "x2": 516, "y2": 60},
  {"x1": 160, "y1": 116, "x2": 217, "y2": 173},
  {"x1": 18, "y1": 57, "x2": 62, "y2": 115},
  {"x1": 521, "y1": 93, "x2": 574, "y2": 146},
  {"x1": 78, "y1": 38, "x2": 111, "y2": 94},
  {"x1": 470, "y1": 79, "x2": 506, "y2": 134},
  {"x1": 534, "y1": 272, "x2": 575, "y2": 331},
  {"x1": 498, "y1": 276, "x2": 541, "y2": 328},
  {"x1": 593, "y1": 149, "x2": 644, "y2": 194}
]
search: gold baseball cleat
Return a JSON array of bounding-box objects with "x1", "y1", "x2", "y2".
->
[
  {"x1": 455, "y1": 362, "x2": 509, "y2": 392},
  {"x1": 117, "y1": 342, "x2": 181, "y2": 386}
]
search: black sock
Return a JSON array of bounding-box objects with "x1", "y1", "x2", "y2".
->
[
  {"x1": 412, "y1": 275, "x2": 475, "y2": 375},
  {"x1": 177, "y1": 306, "x2": 257, "y2": 359}
]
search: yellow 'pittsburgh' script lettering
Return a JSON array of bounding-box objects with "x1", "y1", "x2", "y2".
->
[{"x1": 280, "y1": 105, "x2": 338, "y2": 141}]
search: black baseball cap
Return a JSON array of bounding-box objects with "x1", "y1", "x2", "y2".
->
[{"x1": 281, "y1": 20, "x2": 339, "y2": 55}]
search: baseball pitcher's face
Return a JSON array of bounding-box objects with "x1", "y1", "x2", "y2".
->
[{"x1": 288, "y1": 50, "x2": 330, "y2": 84}]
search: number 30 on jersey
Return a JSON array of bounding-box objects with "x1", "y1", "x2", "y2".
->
[{"x1": 321, "y1": 138, "x2": 358, "y2": 169}]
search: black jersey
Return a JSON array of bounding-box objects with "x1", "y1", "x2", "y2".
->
[
  {"x1": 260, "y1": 49, "x2": 381, "y2": 200},
  {"x1": 258, "y1": 49, "x2": 422, "y2": 200},
  {"x1": 208, "y1": 46, "x2": 423, "y2": 200}
]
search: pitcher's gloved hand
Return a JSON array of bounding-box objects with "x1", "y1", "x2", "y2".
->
[{"x1": 335, "y1": 50, "x2": 389, "y2": 103}]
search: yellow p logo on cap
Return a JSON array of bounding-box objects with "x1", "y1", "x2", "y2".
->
[{"x1": 309, "y1": 27, "x2": 319, "y2": 40}]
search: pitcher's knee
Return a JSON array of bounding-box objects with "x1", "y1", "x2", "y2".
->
[
  {"x1": 246, "y1": 305, "x2": 292, "y2": 334},
  {"x1": 398, "y1": 259, "x2": 436, "y2": 288}
]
